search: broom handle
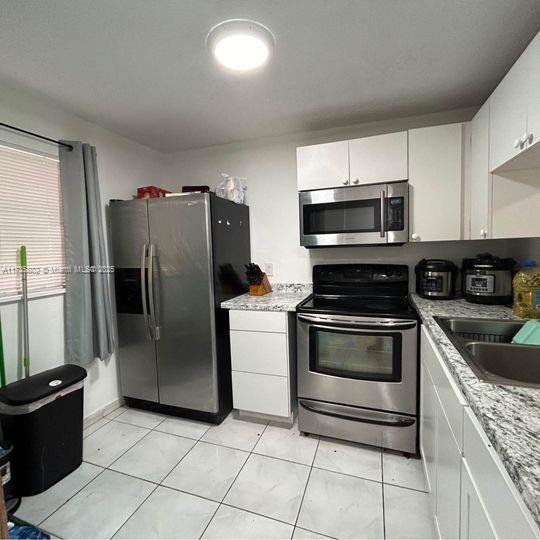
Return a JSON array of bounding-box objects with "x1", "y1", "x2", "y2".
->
[{"x1": 20, "y1": 246, "x2": 30, "y2": 378}]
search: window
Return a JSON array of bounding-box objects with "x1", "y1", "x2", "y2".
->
[{"x1": 0, "y1": 143, "x2": 65, "y2": 296}]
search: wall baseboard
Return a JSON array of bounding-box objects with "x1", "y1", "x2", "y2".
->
[{"x1": 84, "y1": 397, "x2": 125, "y2": 429}]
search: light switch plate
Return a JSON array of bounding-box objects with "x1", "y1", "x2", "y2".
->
[{"x1": 264, "y1": 262, "x2": 274, "y2": 276}]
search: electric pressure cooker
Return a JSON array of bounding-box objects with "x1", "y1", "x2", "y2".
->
[
  {"x1": 461, "y1": 253, "x2": 514, "y2": 305},
  {"x1": 415, "y1": 259, "x2": 458, "y2": 300}
]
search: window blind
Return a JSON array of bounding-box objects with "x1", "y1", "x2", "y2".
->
[{"x1": 0, "y1": 143, "x2": 65, "y2": 296}]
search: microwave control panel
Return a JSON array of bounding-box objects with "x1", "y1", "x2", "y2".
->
[{"x1": 387, "y1": 197, "x2": 405, "y2": 231}]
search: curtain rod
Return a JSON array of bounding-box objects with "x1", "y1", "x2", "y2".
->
[{"x1": 0, "y1": 122, "x2": 74, "y2": 151}]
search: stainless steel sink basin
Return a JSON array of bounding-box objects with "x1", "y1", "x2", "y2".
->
[{"x1": 434, "y1": 317, "x2": 540, "y2": 389}]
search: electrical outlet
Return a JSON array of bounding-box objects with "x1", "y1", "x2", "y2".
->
[{"x1": 264, "y1": 262, "x2": 274, "y2": 276}]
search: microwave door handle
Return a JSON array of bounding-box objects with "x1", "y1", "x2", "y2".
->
[{"x1": 380, "y1": 190, "x2": 386, "y2": 238}]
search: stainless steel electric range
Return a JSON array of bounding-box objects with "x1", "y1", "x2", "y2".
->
[{"x1": 296, "y1": 263, "x2": 419, "y2": 455}]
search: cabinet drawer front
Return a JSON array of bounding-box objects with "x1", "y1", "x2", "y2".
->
[
  {"x1": 229, "y1": 310, "x2": 287, "y2": 333},
  {"x1": 232, "y1": 371, "x2": 290, "y2": 418},
  {"x1": 463, "y1": 408, "x2": 538, "y2": 539},
  {"x1": 421, "y1": 326, "x2": 466, "y2": 449},
  {"x1": 231, "y1": 331, "x2": 288, "y2": 376}
]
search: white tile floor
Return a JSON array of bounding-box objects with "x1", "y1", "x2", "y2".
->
[{"x1": 16, "y1": 407, "x2": 437, "y2": 539}]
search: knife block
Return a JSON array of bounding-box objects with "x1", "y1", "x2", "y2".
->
[{"x1": 249, "y1": 274, "x2": 273, "y2": 296}]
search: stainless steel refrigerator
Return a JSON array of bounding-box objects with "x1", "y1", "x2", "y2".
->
[{"x1": 110, "y1": 193, "x2": 250, "y2": 423}]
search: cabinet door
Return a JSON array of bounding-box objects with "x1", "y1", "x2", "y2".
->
[
  {"x1": 470, "y1": 103, "x2": 491, "y2": 240},
  {"x1": 525, "y1": 32, "x2": 540, "y2": 151},
  {"x1": 435, "y1": 402, "x2": 462, "y2": 539},
  {"x1": 297, "y1": 140, "x2": 349, "y2": 191},
  {"x1": 489, "y1": 52, "x2": 528, "y2": 171},
  {"x1": 349, "y1": 131, "x2": 408, "y2": 185},
  {"x1": 460, "y1": 460, "x2": 496, "y2": 540},
  {"x1": 409, "y1": 123, "x2": 464, "y2": 242},
  {"x1": 420, "y1": 362, "x2": 437, "y2": 497},
  {"x1": 232, "y1": 371, "x2": 290, "y2": 417}
]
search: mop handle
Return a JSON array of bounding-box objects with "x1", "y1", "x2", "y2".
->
[{"x1": 20, "y1": 245, "x2": 30, "y2": 378}]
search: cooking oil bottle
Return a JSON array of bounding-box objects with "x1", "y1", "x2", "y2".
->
[{"x1": 513, "y1": 260, "x2": 540, "y2": 319}]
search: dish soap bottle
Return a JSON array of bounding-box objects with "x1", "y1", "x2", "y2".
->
[{"x1": 513, "y1": 260, "x2": 540, "y2": 319}]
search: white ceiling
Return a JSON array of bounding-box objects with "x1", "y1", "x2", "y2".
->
[{"x1": 1, "y1": 0, "x2": 539, "y2": 152}]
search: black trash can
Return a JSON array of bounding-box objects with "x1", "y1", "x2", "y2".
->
[{"x1": 0, "y1": 365, "x2": 87, "y2": 496}]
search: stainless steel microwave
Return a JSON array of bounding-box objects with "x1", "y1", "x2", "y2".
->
[{"x1": 299, "y1": 181, "x2": 408, "y2": 247}]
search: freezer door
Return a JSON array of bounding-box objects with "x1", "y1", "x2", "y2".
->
[
  {"x1": 148, "y1": 195, "x2": 218, "y2": 412},
  {"x1": 110, "y1": 199, "x2": 159, "y2": 403}
]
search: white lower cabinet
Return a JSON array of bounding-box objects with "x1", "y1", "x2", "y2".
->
[
  {"x1": 421, "y1": 327, "x2": 463, "y2": 539},
  {"x1": 231, "y1": 371, "x2": 290, "y2": 418},
  {"x1": 229, "y1": 310, "x2": 295, "y2": 421},
  {"x1": 462, "y1": 407, "x2": 539, "y2": 539},
  {"x1": 460, "y1": 460, "x2": 496, "y2": 540},
  {"x1": 420, "y1": 363, "x2": 437, "y2": 497},
  {"x1": 435, "y1": 403, "x2": 462, "y2": 539},
  {"x1": 420, "y1": 326, "x2": 539, "y2": 539}
]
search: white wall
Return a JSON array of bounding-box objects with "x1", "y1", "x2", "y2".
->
[
  {"x1": 162, "y1": 107, "x2": 534, "y2": 285},
  {"x1": 0, "y1": 87, "x2": 164, "y2": 418}
]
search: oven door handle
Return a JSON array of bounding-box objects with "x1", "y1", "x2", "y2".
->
[
  {"x1": 299, "y1": 400, "x2": 416, "y2": 427},
  {"x1": 297, "y1": 314, "x2": 417, "y2": 331}
]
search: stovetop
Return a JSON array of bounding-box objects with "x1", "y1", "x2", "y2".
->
[
  {"x1": 297, "y1": 294, "x2": 418, "y2": 320},
  {"x1": 298, "y1": 263, "x2": 418, "y2": 319}
]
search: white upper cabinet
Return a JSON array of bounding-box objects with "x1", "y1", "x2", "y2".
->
[
  {"x1": 489, "y1": 32, "x2": 539, "y2": 171},
  {"x1": 348, "y1": 131, "x2": 408, "y2": 185},
  {"x1": 525, "y1": 32, "x2": 540, "y2": 151},
  {"x1": 296, "y1": 131, "x2": 408, "y2": 191},
  {"x1": 297, "y1": 140, "x2": 349, "y2": 191},
  {"x1": 470, "y1": 103, "x2": 491, "y2": 240},
  {"x1": 409, "y1": 123, "x2": 464, "y2": 242}
]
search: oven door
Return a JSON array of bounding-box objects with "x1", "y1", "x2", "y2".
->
[
  {"x1": 297, "y1": 313, "x2": 418, "y2": 414},
  {"x1": 299, "y1": 182, "x2": 408, "y2": 247}
]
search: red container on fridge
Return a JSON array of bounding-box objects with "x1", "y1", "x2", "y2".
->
[{"x1": 136, "y1": 186, "x2": 170, "y2": 199}]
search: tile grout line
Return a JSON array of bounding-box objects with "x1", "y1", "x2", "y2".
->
[
  {"x1": 220, "y1": 501, "x2": 305, "y2": 530},
  {"x1": 108, "y1": 483, "x2": 159, "y2": 539},
  {"x1": 36, "y1": 466, "x2": 108, "y2": 530},
  {"x1": 198, "y1": 419, "x2": 270, "y2": 539},
  {"x1": 291, "y1": 437, "x2": 321, "y2": 539}
]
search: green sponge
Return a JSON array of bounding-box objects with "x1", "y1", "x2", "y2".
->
[{"x1": 512, "y1": 320, "x2": 540, "y2": 345}]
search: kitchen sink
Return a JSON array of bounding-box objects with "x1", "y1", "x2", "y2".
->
[{"x1": 434, "y1": 317, "x2": 540, "y2": 389}]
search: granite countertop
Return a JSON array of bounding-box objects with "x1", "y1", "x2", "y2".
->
[
  {"x1": 410, "y1": 294, "x2": 540, "y2": 526},
  {"x1": 221, "y1": 283, "x2": 312, "y2": 312}
]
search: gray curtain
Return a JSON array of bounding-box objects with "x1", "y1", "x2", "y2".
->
[{"x1": 59, "y1": 142, "x2": 116, "y2": 365}]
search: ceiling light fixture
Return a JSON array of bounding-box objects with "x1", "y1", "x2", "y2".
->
[{"x1": 207, "y1": 19, "x2": 275, "y2": 72}]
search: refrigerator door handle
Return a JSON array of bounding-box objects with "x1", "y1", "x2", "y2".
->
[
  {"x1": 148, "y1": 243, "x2": 160, "y2": 341},
  {"x1": 140, "y1": 243, "x2": 152, "y2": 340}
]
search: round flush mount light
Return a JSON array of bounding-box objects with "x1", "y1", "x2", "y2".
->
[{"x1": 207, "y1": 19, "x2": 275, "y2": 72}]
